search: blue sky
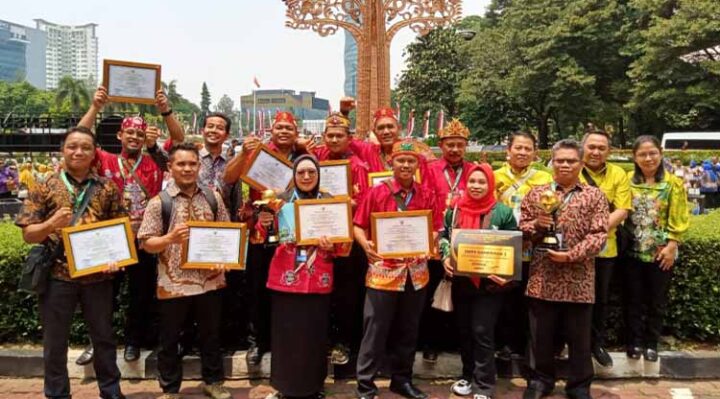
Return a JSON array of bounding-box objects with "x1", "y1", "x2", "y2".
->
[{"x1": 6, "y1": 0, "x2": 489, "y2": 108}]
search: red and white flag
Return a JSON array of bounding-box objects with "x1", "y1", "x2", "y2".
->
[
  {"x1": 191, "y1": 113, "x2": 197, "y2": 134},
  {"x1": 422, "y1": 110, "x2": 431, "y2": 139},
  {"x1": 437, "y1": 109, "x2": 445, "y2": 134},
  {"x1": 258, "y1": 110, "x2": 265, "y2": 134},
  {"x1": 253, "y1": 76, "x2": 261, "y2": 89},
  {"x1": 395, "y1": 102, "x2": 402, "y2": 122},
  {"x1": 406, "y1": 109, "x2": 416, "y2": 137}
]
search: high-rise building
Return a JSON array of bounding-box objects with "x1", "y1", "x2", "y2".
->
[
  {"x1": 34, "y1": 19, "x2": 98, "y2": 89},
  {"x1": 343, "y1": 30, "x2": 357, "y2": 98},
  {"x1": 239, "y1": 89, "x2": 330, "y2": 130},
  {"x1": 0, "y1": 19, "x2": 46, "y2": 89}
]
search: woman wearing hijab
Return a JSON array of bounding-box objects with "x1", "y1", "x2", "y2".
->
[
  {"x1": 439, "y1": 163, "x2": 517, "y2": 399},
  {"x1": 257, "y1": 155, "x2": 337, "y2": 399}
]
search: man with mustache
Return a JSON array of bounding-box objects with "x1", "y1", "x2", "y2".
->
[
  {"x1": 519, "y1": 139, "x2": 608, "y2": 399},
  {"x1": 77, "y1": 86, "x2": 185, "y2": 363}
]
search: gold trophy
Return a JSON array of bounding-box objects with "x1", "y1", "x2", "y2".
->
[
  {"x1": 252, "y1": 189, "x2": 284, "y2": 246},
  {"x1": 535, "y1": 189, "x2": 567, "y2": 251}
]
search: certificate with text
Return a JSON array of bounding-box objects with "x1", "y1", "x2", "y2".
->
[
  {"x1": 294, "y1": 198, "x2": 353, "y2": 245},
  {"x1": 241, "y1": 145, "x2": 294, "y2": 192},
  {"x1": 450, "y1": 229, "x2": 522, "y2": 280},
  {"x1": 182, "y1": 221, "x2": 248, "y2": 270},
  {"x1": 103, "y1": 59, "x2": 161, "y2": 104},
  {"x1": 319, "y1": 160, "x2": 352, "y2": 197},
  {"x1": 62, "y1": 217, "x2": 138, "y2": 278},
  {"x1": 371, "y1": 210, "x2": 433, "y2": 258}
]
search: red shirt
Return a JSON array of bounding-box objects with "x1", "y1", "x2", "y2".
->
[
  {"x1": 353, "y1": 178, "x2": 443, "y2": 291},
  {"x1": 425, "y1": 158, "x2": 475, "y2": 212},
  {"x1": 313, "y1": 146, "x2": 371, "y2": 203},
  {"x1": 95, "y1": 149, "x2": 163, "y2": 232}
]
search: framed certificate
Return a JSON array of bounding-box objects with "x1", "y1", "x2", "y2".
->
[
  {"x1": 368, "y1": 170, "x2": 422, "y2": 187},
  {"x1": 450, "y1": 229, "x2": 522, "y2": 280},
  {"x1": 61, "y1": 217, "x2": 138, "y2": 278},
  {"x1": 182, "y1": 221, "x2": 248, "y2": 270},
  {"x1": 241, "y1": 145, "x2": 294, "y2": 192},
  {"x1": 371, "y1": 210, "x2": 433, "y2": 258},
  {"x1": 294, "y1": 198, "x2": 353, "y2": 245},
  {"x1": 319, "y1": 160, "x2": 352, "y2": 197},
  {"x1": 102, "y1": 59, "x2": 161, "y2": 105}
]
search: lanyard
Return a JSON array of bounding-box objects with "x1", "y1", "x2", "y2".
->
[
  {"x1": 551, "y1": 182, "x2": 577, "y2": 213},
  {"x1": 118, "y1": 155, "x2": 143, "y2": 181},
  {"x1": 443, "y1": 165, "x2": 463, "y2": 193},
  {"x1": 400, "y1": 190, "x2": 414, "y2": 210},
  {"x1": 60, "y1": 171, "x2": 92, "y2": 212}
]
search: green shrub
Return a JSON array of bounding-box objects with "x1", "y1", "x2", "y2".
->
[{"x1": 463, "y1": 149, "x2": 718, "y2": 166}]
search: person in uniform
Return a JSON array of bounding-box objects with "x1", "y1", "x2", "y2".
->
[{"x1": 353, "y1": 139, "x2": 444, "y2": 399}]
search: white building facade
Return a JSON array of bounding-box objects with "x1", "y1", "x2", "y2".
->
[{"x1": 34, "y1": 19, "x2": 98, "y2": 89}]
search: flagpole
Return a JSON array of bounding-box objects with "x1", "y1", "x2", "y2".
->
[{"x1": 252, "y1": 89, "x2": 257, "y2": 134}]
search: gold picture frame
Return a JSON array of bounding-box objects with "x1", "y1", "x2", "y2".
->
[
  {"x1": 367, "y1": 170, "x2": 422, "y2": 187},
  {"x1": 102, "y1": 59, "x2": 161, "y2": 105},
  {"x1": 370, "y1": 210, "x2": 434, "y2": 258},
  {"x1": 294, "y1": 197, "x2": 354, "y2": 246},
  {"x1": 181, "y1": 221, "x2": 248, "y2": 270},
  {"x1": 62, "y1": 217, "x2": 138, "y2": 278},
  {"x1": 319, "y1": 160, "x2": 352, "y2": 198},
  {"x1": 240, "y1": 144, "x2": 294, "y2": 192}
]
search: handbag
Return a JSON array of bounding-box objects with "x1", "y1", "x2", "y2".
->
[
  {"x1": 431, "y1": 278, "x2": 454, "y2": 312},
  {"x1": 18, "y1": 182, "x2": 97, "y2": 295}
]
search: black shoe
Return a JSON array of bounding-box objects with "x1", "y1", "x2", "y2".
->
[
  {"x1": 496, "y1": 345, "x2": 513, "y2": 361},
  {"x1": 422, "y1": 349, "x2": 438, "y2": 363},
  {"x1": 644, "y1": 348, "x2": 659, "y2": 362},
  {"x1": 389, "y1": 382, "x2": 428, "y2": 399},
  {"x1": 567, "y1": 391, "x2": 592, "y2": 399},
  {"x1": 99, "y1": 393, "x2": 126, "y2": 399},
  {"x1": 75, "y1": 345, "x2": 94, "y2": 366},
  {"x1": 357, "y1": 393, "x2": 377, "y2": 399},
  {"x1": 626, "y1": 346, "x2": 642, "y2": 360},
  {"x1": 246, "y1": 344, "x2": 266, "y2": 366},
  {"x1": 124, "y1": 345, "x2": 140, "y2": 362},
  {"x1": 592, "y1": 345, "x2": 613, "y2": 367}
]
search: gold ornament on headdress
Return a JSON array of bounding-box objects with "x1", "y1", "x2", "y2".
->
[{"x1": 438, "y1": 118, "x2": 470, "y2": 140}]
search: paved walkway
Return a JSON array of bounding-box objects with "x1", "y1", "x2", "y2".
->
[{"x1": 1, "y1": 378, "x2": 718, "y2": 399}]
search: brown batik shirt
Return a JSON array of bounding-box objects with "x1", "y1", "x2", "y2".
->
[
  {"x1": 137, "y1": 180, "x2": 229, "y2": 300},
  {"x1": 15, "y1": 171, "x2": 125, "y2": 284},
  {"x1": 519, "y1": 182, "x2": 608, "y2": 304}
]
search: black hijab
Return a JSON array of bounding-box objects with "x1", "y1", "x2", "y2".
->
[{"x1": 280, "y1": 154, "x2": 322, "y2": 201}]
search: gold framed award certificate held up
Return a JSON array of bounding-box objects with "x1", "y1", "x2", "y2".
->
[
  {"x1": 102, "y1": 59, "x2": 161, "y2": 105},
  {"x1": 367, "y1": 170, "x2": 422, "y2": 187},
  {"x1": 241, "y1": 145, "x2": 294, "y2": 192},
  {"x1": 450, "y1": 229, "x2": 523, "y2": 280},
  {"x1": 294, "y1": 198, "x2": 354, "y2": 246},
  {"x1": 181, "y1": 221, "x2": 248, "y2": 270},
  {"x1": 319, "y1": 160, "x2": 352, "y2": 197},
  {"x1": 61, "y1": 217, "x2": 138, "y2": 278},
  {"x1": 370, "y1": 210, "x2": 434, "y2": 258}
]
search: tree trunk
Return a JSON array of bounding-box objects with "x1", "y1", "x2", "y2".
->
[{"x1": 538, "y1": 114, "x2": 550, "y2": 149}]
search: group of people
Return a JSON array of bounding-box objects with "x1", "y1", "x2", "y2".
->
[{"x1": 15, "y1": 85, "x2": 690, "y2": 399}]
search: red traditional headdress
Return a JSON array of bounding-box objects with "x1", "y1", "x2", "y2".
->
[
  {"x1": 121, "y1": 116, "x2": 147, "y2": 131},
  {"x1": 273, "y1": 111, "x2": 297, "y2": 128},
  {"x1": 373, "y1": 107, "x2": 398, "y2": 124}
]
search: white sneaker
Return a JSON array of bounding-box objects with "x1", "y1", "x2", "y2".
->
[
  {"x1": 451, "y1": 379, "x2": 473, "y2": 396},
  {"x1": 473, "y1": 395, "x2": 491, "y2": 399}
]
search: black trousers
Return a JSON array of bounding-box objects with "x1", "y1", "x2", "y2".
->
[
  {"x1": 40, "y1": 279, "x2": 121, "y2": 399},
  {"x1": 623, "y1": 258, "x2": 673, "y2": 349},
  {"x1": 124, "y1": 246, "x2": 158, "y2": 347},
  {"x1": 157, "y1": 290, "x2": 224, "y2": 393},
  {"x1": 356, "y1": 278, "x2": 427, "y2": 396},
  {"x1": 331, "y1": 242, "x2": 367, "y2": 352},
  {"x1": 419, "y1": 259, "x2": 455, "y2": 352},
  {"x1": 592, "y1": 257, "x2": 616, "y2": 347},
  {"x1": 246, "y1": 243, "x2": 275, "y2": 350},
  {"x1": 453, "y1": 281, "x2": 506, "y2": 396},
  {"x1": 527, "y1": 298, "x2": 593, "y2": 396},
  {"x1": 221, "y1": 269, "x2": 249, "y2": 350},
  {"x1": 495, "y1": 261, "x2": 530, "y2": 354}
]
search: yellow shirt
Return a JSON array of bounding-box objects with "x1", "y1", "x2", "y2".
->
[
  {"x1": 494, "y1": 163, "x2": 553, "y2": 261},
  {"x1": 579, "y1": 163, "x2": 632, "y2": 258},
  {"x1": 19, "y1": 169, "x2": 35, "y2": 191}
]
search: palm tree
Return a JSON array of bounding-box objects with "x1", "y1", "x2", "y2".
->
[{"x1": 55, "y1": 76, "x2": 90, "y2": 115}]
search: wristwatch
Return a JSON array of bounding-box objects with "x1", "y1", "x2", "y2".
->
[{"x1": 161, "y1": 109, "x2": 173, "y2": 117}]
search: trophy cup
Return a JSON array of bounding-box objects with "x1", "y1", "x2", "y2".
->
[
  {"x1": 252, "y1": 189, "x2": 284, "y2": 247},
  {"x1": 535, "y1": 189, "x2": 567, "y2": 251}
]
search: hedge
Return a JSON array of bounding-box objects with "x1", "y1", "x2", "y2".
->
[
  {"x1": 0, "y1": 211, "x2": 719, "y2": 344},
  {"x1": 464, "y1": 149, "x2": 719, "y2": 165}
]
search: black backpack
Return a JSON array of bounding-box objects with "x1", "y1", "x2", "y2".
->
[{"x1": 159, "y1": 185, "x2": 218, "y2": 234}]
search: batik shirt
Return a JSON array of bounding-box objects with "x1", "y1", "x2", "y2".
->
[
  {"x1": 15, "y1": 172, "x2": 124, "y2": 284},
  {"x1": 520, "y1": 182, "x2": 608, "y2": 303},
  {"x1": 137, "y1": 181, "x2": 230, "y2": 299},
  {"x1": 626, "y1": 172, "x2": 689, "y2": 263}
]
